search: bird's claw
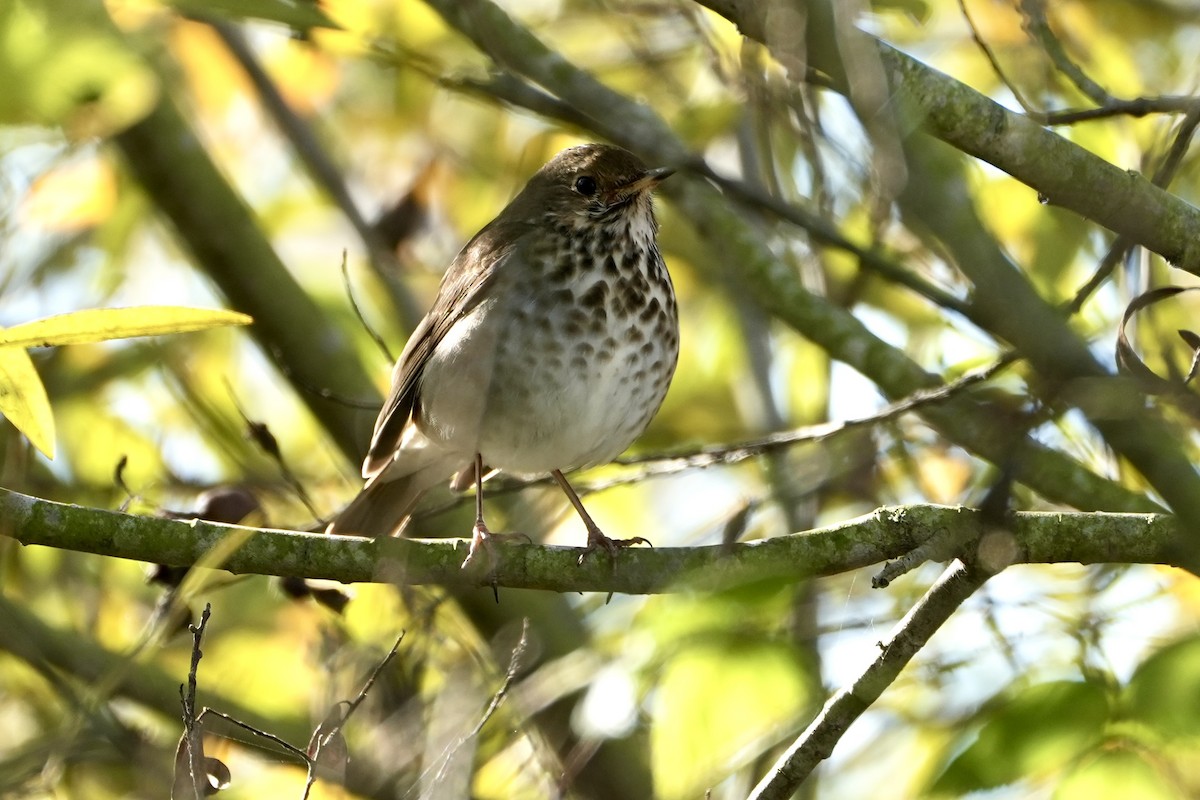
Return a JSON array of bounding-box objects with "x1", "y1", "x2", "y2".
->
[
  {"x1": 577, "y1": 529, "x2": 653, "y2": 566},
  {"x1": 461, "y1": 522, "x2": 532, "y2": 601}
]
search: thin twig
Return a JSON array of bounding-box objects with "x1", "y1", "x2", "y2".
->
[
  {"x1": 426, "y1": 620, "x2": 530, "y2": 789},
  {"x1": 448, "y1": 70, "x2": 972, "y2": 319},
  {"x1": 1017, "y1": 0, "x2": 1113, "y2": 106},
  {"x1": 193, "y1": 630, "x2": 406, "y2": 799},
  {"x1": 318, "y1": 631, "x2": 406, "y2": 742},
  {"x1": 340, "y1": 249, "x2": 396, "y2": 363},
  {"x1": 207, "y1": 18, "x2": 422, "y2": 331},
  {"x1": 269, "y1": 347, "x2": 382, "y2": 409},
  {"x1": 1150, "y1": 102, "x2": 1200, "y2": 187},
  {"x1": 467, "y1": 619, "x2": 528, "y2": 740},
  {"x1": 608, "y1": 355, "x2": 1015, "y2": 472},
  {"x1": 1064, "y1": 102, "x2": 1200, "y2": 313},
  {"x1": 958, "y1": 0, "x2": 1036, "y2": 114},
  {"x1": 414, "y1": 354, "x2": 1016, "y2": 519},
  {"x1": 223, "y1": 379, "x2": 323, "y2": 523},
  {"x1": 1035, "y1": 95, "x2": 1200, "y2": 125},
  {"x1": 198, "y1": 707, "x2": 308, "y2": 761}
]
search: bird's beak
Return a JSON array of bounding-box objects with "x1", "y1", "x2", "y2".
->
[{"x1": 622, "y1": 166, "x2": 674, "y2": 195}]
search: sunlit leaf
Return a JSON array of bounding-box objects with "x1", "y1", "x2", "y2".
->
[
  {"x1": 0, "y1": 0, "x2": 158, "y2": 135},
  {"x1": 21, "y1": 157, "x2": 118, "y2": 231},
  {"x1": 931, "y1": 680, "x2": 1111, "y2": 795},
  {"x1": 1124, "y1": 634, "x2": 1200, "y2": 739},
  {"x1": 651, "y1": 641, "x2": 810, "y2": 799},
  {"x1": 0, "y1": 307, "x2": 252, "y2": 349},
  {"x1": 1055, "y1": 748, "x2": 1177, "y2": 800},
  {"x1": 0, "y1": 344, "x2": 54, "y2": 457}
]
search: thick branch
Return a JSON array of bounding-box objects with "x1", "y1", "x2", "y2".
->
[{"x1": 0, "y1": 488, "x2": 1187, "y2": 593}]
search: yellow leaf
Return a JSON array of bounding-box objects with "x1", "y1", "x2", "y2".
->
[
  {"x1": 0, "y1": 345, "x2": 55, "y2": 458},
  {"x1": 21, "y1": 157, "x2": 117, "y2": 231},
  {"x1": 170, "y1": 20, "x2": 248, "y2": 113},
  {"x1": 266, "y1": 40, "x2": 339, "y2": 115},
  {"x1": 0, "y1": 307, "x2": 252, "y2": 349}
]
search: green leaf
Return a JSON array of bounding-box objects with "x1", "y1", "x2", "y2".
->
[
  {"x1": 0, "y1": 345, "x2": 55, "y2": 458},
  {"x1": 0, "y1": 307, "x2": 252, "y2": 349},
  {"x1": 1054, "y1": 748, "x2": 1178, "y2": 800},
  {"x1": 1123, "y1": 634, "x2": 1200, "y2": 739},
  {"x1": 651, "y1": 640, "x2": 811, "y2": 799},
  {"x1": 0, "y1": 0, "x2": 158, "y2": 132},
  {"x1": 931, "y1": 679, "x2": 1111, "y2": 795}
]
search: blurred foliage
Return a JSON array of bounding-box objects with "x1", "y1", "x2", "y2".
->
[
  {"x1": 0, "y1": 306, "x2": 250, "y2": 457},
  {"x1": 3, "y1": 0, "x2": 1200, "y2": 798}
]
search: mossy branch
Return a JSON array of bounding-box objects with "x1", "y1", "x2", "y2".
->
[{"x1": 1, "y1": 488, "x2": 1187, "y2": 594}]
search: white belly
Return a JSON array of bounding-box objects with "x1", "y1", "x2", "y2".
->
[{"x1": 414, "y1": 210, "x2": 677, "y2": 478}]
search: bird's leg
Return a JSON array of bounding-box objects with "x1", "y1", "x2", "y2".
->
[
  {"x1": 462, "y1": 453, "x2": 494, "y2": 570},
  {"x1": 461, "y1": 454, "x2": 530, "y2": 580},
  {"x1": 552, "y1": 470, "x2": 651, "y2": 565}
]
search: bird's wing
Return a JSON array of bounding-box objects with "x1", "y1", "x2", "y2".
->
[{"x1": 361, "y1": 220, "x2": 527, "y2": 478}]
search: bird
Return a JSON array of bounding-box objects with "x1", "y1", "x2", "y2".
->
[{"x1": 328, "y1": 143, "x2": 678, "y2": 566}]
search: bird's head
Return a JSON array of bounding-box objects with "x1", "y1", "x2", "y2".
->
[{"x1": 515, "y1": 143, "x2": 673, "y2": 229}]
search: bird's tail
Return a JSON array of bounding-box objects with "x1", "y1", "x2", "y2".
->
[
  {"x1": 327, "y1": 475, "x2": 421, "y2": 537},
  {"x1": 328, "y1": 449, "x2": 467, "y2": 537}
]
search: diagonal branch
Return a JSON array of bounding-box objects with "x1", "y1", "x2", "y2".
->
[{"x1": 748, "y1": 560, "x2": 990, "y2": 799}]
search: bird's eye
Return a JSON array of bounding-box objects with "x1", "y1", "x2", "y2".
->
[{"x1": 574, "y1": 176, "x2": 598, "y2": 196}]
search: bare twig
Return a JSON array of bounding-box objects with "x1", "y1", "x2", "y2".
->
[
  {"x1": 1065, "y1": 102, "x2": 1200, "y2": 313},
  {"x1": 1151, "y1": 102, "x2": 1200, "y2": 187},
  {"x1": 1017, "y1": 0, "x2": 1113, "y2": 106},
  {"x1": 958, "y1": 0, "x2": 1036, "y2": 114},
  {"x1": 223, "y1": 379, "x2": 323, "y2": 523},
  {"x1": 268, "y1": 346, "x2": 382, "y2": 410},
  {"x1": 1036, "y1": 95, "x2": 1200, "y2": 125},
  {"x1": 198, "y1": 707, "x2": 307, "y2": 761},
  {"x1": 313, "y1": 631, "x2": 406, "y2": 744},
  {"x1": 443, "y1": 59, "x2": 971, "y2": 319},
  {"x1": 409, "y1": 352, "x2": 1014, "y2": 530},
  {"x1": 340, "y1": 249, "x2": 395, "y2": 363},
  {"x1": 469, "y1": 619, "x2": 529, "y2": 740},
  {"x1": 186, "y1": 630, "x2": 406, "y2": 799},
  {"x1": 579, "y1": 356, "x2": 1009, "y2": 500},
  {"x1": 425, "y1": 620, "x2": 530, "y2": 790},
  {"x1": 178, "y1": 603, "x2": 212, "y2": 800}
]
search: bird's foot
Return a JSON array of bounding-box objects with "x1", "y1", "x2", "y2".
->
[
  {"x1": 577, "y1": 525, "x2": 652, "y2": 566},
  {"x1": 461, "y1": 521, "x2": 532, "y2": 600}
]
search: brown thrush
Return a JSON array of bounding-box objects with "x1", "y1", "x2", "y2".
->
[{"x1": 329, "y1": 144, "x2": 678, "y2": 565}]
